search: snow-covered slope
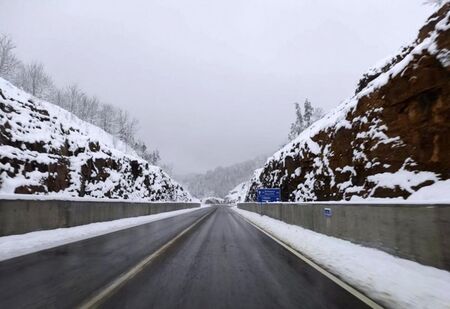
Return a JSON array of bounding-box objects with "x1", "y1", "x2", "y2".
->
[
  {"x1": 0, "y1": 78, "x2": 192, "y2": 201},
  {"x1": 224, "y1": 182, "x2": 248, "y2": 204},
  {"x1": 225, "y1": 168, "x2": 262, "y2": 204},
  {"x1": 241, "y1": 4, "x2": 450, "y2": 202}
]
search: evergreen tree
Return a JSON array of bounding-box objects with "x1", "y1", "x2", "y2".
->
[
  {"x1": 288, "y1": 102, "x2": 305, "y2": 141},
  {"x1": 303, "y1": 98, "x2": 313, "y2": 128}
]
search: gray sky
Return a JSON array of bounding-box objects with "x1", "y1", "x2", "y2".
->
[{"x1": 0, "y1": 0, "x2": 433, "y2": 174}]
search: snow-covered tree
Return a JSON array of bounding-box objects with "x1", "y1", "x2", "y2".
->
[
  {"x1": 64, "y1": 84, "x2": 83, "y2": 114},
  {"x1": 0, "y1": 34, "x2": 20, "y2": 80},
  {"x1": 287, "y1": 99, "x2": 326, "y2": 142},
  {"x1": 135, "y1": 141, "x2": 161, "y2": 165},
  {"x1": 84, "y1": 96, "x2": 100, "y2": 124},
  {"x1": 98, "y1": 103, "x2": 116, "y2": 134},
  {"x1": 288, "y1": 102, "x2": 305, "y2": 141},
  {"x1": 303, "y1": 98, "x2": 313, "y2": 127},
  {"x1": 312, "y1": 106, "x2": 325, "y2": 123},
  {"x1": 115, "y1": 109, "x2": 138, "y2": 145},
  {"x1": 15, "y1": 62, "x2": 53, "y2": 98},
  {"x1": 148, "y1": 149, "x2": 161, "y2": 165},
  {"x1": 0, "y1": 33, "x2": 165, "y2": 167}
]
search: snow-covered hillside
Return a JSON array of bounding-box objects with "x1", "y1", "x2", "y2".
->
[
  {"x1": 0, "y1": 77, "x2": 192, "y2": 201},
  {"x1": 237, "y1": 4, "x2": 450, "y2": 202},
  {"x1": 225, "y1": 168, "x2": 262, "y2": 203},
  {"x1": 178, "y1": 155, "x2": 267, "y2": 199}
]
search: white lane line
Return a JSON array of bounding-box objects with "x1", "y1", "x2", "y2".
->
[
  {"x1": 234, "y1": 211, "x2": 383, "y2": 309},
  {"x1": 78, "y1": 209, "x2": 215, "y2": 309}
]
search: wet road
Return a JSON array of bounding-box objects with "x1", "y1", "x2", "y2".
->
[
  {"x1": 0, "y1": 206, "x2": 373, "y2": 309},
  {"x1": 104, "y1": 206, "x2": 370, "y2": 309},
  {"x1": 0, "y1": 207, "x2": 213, "y2": 308}
]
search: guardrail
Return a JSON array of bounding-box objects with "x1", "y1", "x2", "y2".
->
[
  {"x1": 0, "y1": 198, "x2": 200, "y2": 236},
  {"x1": 238, "y1": 202, "x2": 450, "y2": 271}
]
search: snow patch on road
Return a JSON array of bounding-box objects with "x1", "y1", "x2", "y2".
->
[
  {"x1": 0, "y1": 206, "x2": 207, "y2": 262},
  {"x1": 233, "y1": 207, "x2": 450, "y2": 309}
]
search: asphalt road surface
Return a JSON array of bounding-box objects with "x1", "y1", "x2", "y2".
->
[
  {"x1": 0, "y1": 207, "x2": 213, "y2": 308},
  {"x1": 0, "y1": 206, "x2": 373, "y2": 309}
]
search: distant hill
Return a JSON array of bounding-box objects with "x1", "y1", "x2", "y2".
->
[{"x1": 176, "y1": 156, "x2": 267, "y2": 198}]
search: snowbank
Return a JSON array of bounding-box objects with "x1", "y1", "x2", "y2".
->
[
  {"x1": 234, "y1": 207, "x2": 450, "y2": 309},
  {"x1": 0, "y1": 206, "x2": 209, "y2": 262},
  {"x1": 406, "y1": 179, "x2": 450, "y2": 202}
]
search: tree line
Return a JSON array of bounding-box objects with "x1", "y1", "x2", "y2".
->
[{"x1": 0, "y1": 34, "x2": 161, "y2": 165}]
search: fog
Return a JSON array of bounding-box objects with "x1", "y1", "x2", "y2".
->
[{"x1": 0, "y1": 0, "x2": 433, "y2": 174}]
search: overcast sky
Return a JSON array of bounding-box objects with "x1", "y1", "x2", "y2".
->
[{"x1": 0, "y1": 0, "x2": 433, "y2": 174}]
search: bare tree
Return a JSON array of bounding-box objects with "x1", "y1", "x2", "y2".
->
[
  {"x1": 64, "y1": 84, "x2": 84, "y2": 113},
  {"x1": 116, "y1": 109, "x2": 130, "y2": 141},
  {"x1": 312, "y1": 107, "x2": 325, "y2": 122},
  {"x1": 85, "y1": 96, "x2": 100, "y2": 124},
  {"x1": 98, "y1": 103, "x2": 116, "y2": 134},
  {"x1": 16, "y1": 62, "x2": 53, "y2": 98},
  {"x1": 0, "y1": 34, "x2": 20, "y2": 79},
  {"x1": 48, "y1": 87, "x2": 63, "y2": 106},
  {"x1": 0, "y1": 34, "x2": 163, "y2": 165},
  {"x1": 148, "y1": 149, "x2": 161, "y2": 165}
]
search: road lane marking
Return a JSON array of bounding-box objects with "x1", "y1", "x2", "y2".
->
[
  {"x1": 78, "y1": 208, "x2": 215, "y2": 309},
  {"x1": 234, "y1": 210, "x2": 383, "y2": 309}
]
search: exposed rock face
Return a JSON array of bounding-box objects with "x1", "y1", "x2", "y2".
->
[
  {"x1": 245, "y1": 4, "x2": 450, "y2": 202},
  {"x1": 0, "y1": 78, "x2": 192, "y2": 201}
]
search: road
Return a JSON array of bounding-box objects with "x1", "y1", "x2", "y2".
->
[
  {"x1": 0, "y1": 205, "x2": 374, "y2": 309},
  {"x1": 0, "y1": 207, "x2": 212, "y2": 308}
]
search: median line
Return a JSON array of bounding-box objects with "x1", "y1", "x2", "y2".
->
[
  {"x1": 234, "y1": 210, "x2": 383, "y2": 309},
  {"x1": 78, "y1": 208, "x2": 215, "y2": 309}
]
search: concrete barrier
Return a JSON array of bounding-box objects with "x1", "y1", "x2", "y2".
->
[
  {"x1": 238, "y1": 202, "x2": 450, "y2": 271},
  {"x1": 0, "y1": 198, "x2": 200, "y2": 236}
]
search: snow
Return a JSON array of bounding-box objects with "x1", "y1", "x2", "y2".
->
[
  {"x1": 368, "y1": 170, "x2": 439, "y2": 196},
  {"x1": 238, "y1": 7, "x2": 450, "y2": 202},
  {"x1": 225, "y1": 182, "x2": 249, "y2": 204},
  {"x1": 225, "y1": 168, "x2": 263, "y2": 203},
  {"x1": 0, "y1": 76, "x2": 192, "y2": 201},
  {"x1": 407, "y1": 179, "x2": 450, "y2": 202},
  {"x1": 0, "y1": 206, "x2": 208, "y2": 262},
  {"x1": 234, "y1": 207, "x2": 450, "y2": 309}
]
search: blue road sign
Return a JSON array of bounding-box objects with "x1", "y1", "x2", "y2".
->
[{"x1": 257, "y1": 188, "x2": 281, "y2": 203}]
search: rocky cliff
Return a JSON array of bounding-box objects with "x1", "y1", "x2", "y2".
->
[
  {"x1": 243, "y1": 4, "x2": 450, "y2": 202},
  {"x1": 0, "y1": 78, "x2": 192, "y2": 201}
]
